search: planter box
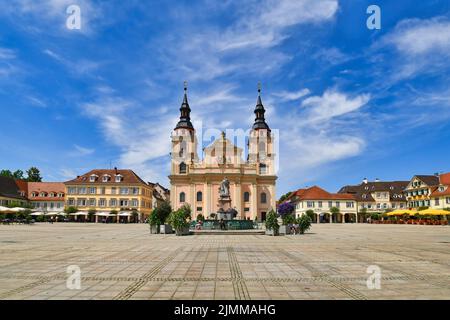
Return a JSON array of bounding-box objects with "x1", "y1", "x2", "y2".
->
[
  {"x1": 149, "y1": 225, "x2": 160, "y2": 234},
  {"x1": 175, "y1": 226, "x2": 190, "y2": 236},
  {"x1": 160, "y1": 224, "x2": 173, "y2": 234},
  {"x1": 279, "y1": 225, "x2": 291, "y2": 235},
  {"x1": 265, "y1": 229, "x2": 279, "y2": 236}
]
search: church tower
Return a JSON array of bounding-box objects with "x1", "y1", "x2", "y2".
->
[
  {"x1": 170, "y1": 82, "x2": 198, "y2": 177},
  {"x1": 248, "y1": 84, "x2": 275, "y2": 176}
]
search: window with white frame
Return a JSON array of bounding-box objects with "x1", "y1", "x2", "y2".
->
[
  {"x1": 307, "y1": 201, "x2": 314, "y2": 208},
  {"x1": 132, "y1": 187, "x2": 139, "y2": 195},
  {"x1": 131, "y1": 199, "x2": 138, "y2": 207},
  {"x1": 78, "y1": 187, "x2": 87, "y2": 194},
  {"x1": 89, "y1": 187, "x2": 96, "y2": 194},
  {"x1": 99, "y1": 199, "x2": 106, "y2": 207},
  {"x1": 89, "y1": 199, "x2": 96, "y2": 206},
  {"x1": 77, "y1": 199, "x2": 86, "y2": 206},
  {"x1": 115, "y1": 175, "x2": 123, "y2": 182},
  {"x1": 102, "y1": 175, "x2": 110, "y2": 182},
  {"x1": 119, "y1": 199, "x2": 129, "y2": 207},
  {"x1": 120, "y1": 187, "x2": 129, "y2": 195},
  {"x1": 109, "y1": 199, "x2": 117, "y2": 207}
]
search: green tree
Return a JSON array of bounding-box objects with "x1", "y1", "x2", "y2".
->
[
  {"x1": 64, "y1": 206, "x2": 78, "y2": 214},
  {"x1": 153, "y1": 200, "x2": 172, "y2": 224},
  {"x1": 265, "y1": 209, "x2": 279, "y2": 235},
  {"x1": 278, "y1": 192, "x2": 292, "y2": 203},
  {"x1": 297, "y1": 214, "x2": 312, "y2": 234},
  {"x1": 0, "y1": 170, "x2": 13, "y2": 178},
  {"x1": 13, "y1": 170, "x2": 24, "y2": 180},
  {"x1": 26, "y1": 167, "x2": 42, "y2": 182},
  {"x1": 305, "y1": 209, "x2": 315, "y2": 221}
]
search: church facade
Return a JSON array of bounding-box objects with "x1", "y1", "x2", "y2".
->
[{"x1": 169, "y1": 85, "x2": 277, "y2": 221}]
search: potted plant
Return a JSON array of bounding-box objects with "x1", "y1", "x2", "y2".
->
[
  {"x1": 297, "y1": 214, "x2": 312, "y2": 235},
  {"x1": 168, "y1": 205, "x2": 191, "y2": 236},
  {"x1": 277, "y1": 202, "x2": 295, "y2": 235},
  {"x1": 148, "y1": 210, "x2": 160, "y2": 234},
  {"x1": 156, "y1": 201, "x2": 173, "y2": 234},
  {"x1": 265, "y1": 210, "x2": 279, "y2": 236}
]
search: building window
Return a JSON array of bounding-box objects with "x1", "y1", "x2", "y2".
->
[
  {"x1": 261, "y1": 192, "x2": 267, "y2": 204},
  {"x1": 77, "y1": 199, "x2": 86, "y2": 206},
  {"x1": 307, "y1": 201, "x2": 314, "y2": 208},
  {"x1": 111, "y1": 187, "x2": 117, "y2": 195},
  {"x1": 328, "y1": 201, "x2": 332, "y2": 208},
  {"x1": 180, "y1": 192, "x2": 186, "y2": 203},
  {"x1": 318, "y1": 201, "x2": 322, "y2": 208},
  {"x1": 179, "y1": 162, "x2": 187, "y2": 174},
  {"x1": 102, "y1": 175, "x2": 110, "y2": 182},
  {"x1": 89, "y1": 199, "x2": 96, "y2": 206},
  {"x1": 110, "y1": 199, "x2": 117, "y2": 207},
  {"x1": 346, "y1": 202, "x2": 354, "y2": 208},
  {"x1": 68, "y1": 198, "x2": 75, "y2": 206},
  {"x1": 132, "y1": 187, "x2": 139, "y2": 195},
  {"x1": 259, "y1": 163, "x2": 267, "y2": 174},
  {"x1": 197, "y1": 207, "x2": 202, "y2": 212},
  {"x1": 115, "y1": 175, "x2": 123, "y2": 183},
  {"x1": 120, "y1": 187, "x2": 129, "y2": 195},
  {"x1": 196, "y1": 191, "x2": 202, "y2": 202},
  {"x1": 244, "y1": 208, "x2": 250, "y2": 212},
  {"x1": 435, "y1": 198, "x2": 440, "y2": 205},
  {"x1": 89, "y1": 175, "x2": 97, "y2": 182},
  {"x1": 335, "y1": 201, "x2": 340, "y2": 208},
  {"x1": 120, "y1": 199, "x2": 129, "y2": 207},
  {"x1": 244, "y1": 192, "x2": 250, "y2": 202},
  {"x1": 446, "y1": 197, "x2": 450, "y2": 204},
  {"x1": 131, "y1": 199, "x2": 138, "y2": 207},
  {"x1": 99, "y1": 199, "x2": 106, "y2": 207},
  {"x1": 40, "y1": 192, "x2": 46, "y2": 197},
  {"x1": 89, "y1": 187, "x2": 96, "y2": 194}
]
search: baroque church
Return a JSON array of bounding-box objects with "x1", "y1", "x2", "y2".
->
[{"x1": 169, "y1": 84, "x2": 277, "y2": 221}]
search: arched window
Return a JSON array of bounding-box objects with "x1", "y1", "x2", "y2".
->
[
  {"x1": 244, "y1": 192, "x2": 250, "y2": 202},
  {"x1": 259, "y1": 163, "x2": 267, "y2": 174},
  {"x1": 179, "y1": 162, "x2": 187, "y2": 174},
  {"x1": 196, "y1": 191, "x2": 202, "y2": 202},
  {"x1": 261, "y1": 192, "x2": 267, "y2": 204},
  {"x1": 179, "y1": 192, "x2": 186, "y2": 203}
]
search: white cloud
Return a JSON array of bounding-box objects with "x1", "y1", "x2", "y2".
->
[
  {"x1": 272, "y1": 88, "x2": 310, "y2": 101},
  {"x1": 301, "y1": 89, "x2": 370, "y2": 123},
  {"x1": 0, "y1": 47, "x2": 16, "y2": 60},
  {"x1": 218, "y1": 0, "x2": 339, "y2": 50},
  {"x1": 384, "y1": 17, "x2": 450, "y2": 56},
  {"x1": 71, "y1": 144, "x2": 95, "y2": 156}
]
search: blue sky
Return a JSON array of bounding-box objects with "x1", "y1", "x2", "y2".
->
[{"x1": 0, "y1": 0, "x2": 449, "y2": 196}]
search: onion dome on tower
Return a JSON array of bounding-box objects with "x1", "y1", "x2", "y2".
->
[
  {"x1": 252, "y1": 83, "x2": 270, "y2": 131},
  {"x1": 175, "y1": 81, "x2": 194, "y2": 130}
]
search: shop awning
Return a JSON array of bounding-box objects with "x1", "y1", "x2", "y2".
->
[
  {"x1": 387, "y1": 209, "x2": 417, "y2": 216},
  {"x1": 418, "y1": 209, "x2": 450, "y2": 216}
]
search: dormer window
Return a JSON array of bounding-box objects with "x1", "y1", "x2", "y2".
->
[
  {"x1": 58, "y1": 193, "x2": 64, "y2": 198},
  {"x1": 102, "y1": 175, "x2": 111, "y2": 182},
  {"x1": 31, "y1": 192, "x2": 38, "y2": 197},
  {"x1": 439, "y1": 186, "x2": 446, "y2": 192},
  {"x1": 49, "y1": 192, "x2": 56, "y2": 197},
  {"x1": 115, "y1": 174, "x2": 123, "y2": 183},
  {"x1": 362, "y1": 194, "x2": 367, "y2": 199},
  {"x1": 39, "y1": 192, "x2": 47, "y2": 197},
  {"x1": 89, "y1": 174, "x2": 99, "y2": 182}
]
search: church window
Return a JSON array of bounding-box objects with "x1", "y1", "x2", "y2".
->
[
  {"x1": 261, "y1": 192, "x2": 267, "y2": 204},
  {"x1": 196, "y1": 191, "x2": 203, "y2": 202},
  {"x1": 244, "y1": 192, "x2": 250, "y2": 202},
  {"x1": 179, "y1": 192, "x2": 186, "y2": 203},
  {"x1": 179, "y1": 162, "x2": 187, "y2": 174},
  {"x1": 259, "y1": 163, "x2": 267, "y2": 174}
]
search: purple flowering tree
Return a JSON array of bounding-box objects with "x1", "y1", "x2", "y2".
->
[{"x1": 277, "y1": 202, "x2": 295, "y2": 225}]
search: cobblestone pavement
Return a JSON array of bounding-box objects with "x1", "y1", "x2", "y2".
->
[{"x1": 0, "y1": 223, "x2": 449, "y2": 300}]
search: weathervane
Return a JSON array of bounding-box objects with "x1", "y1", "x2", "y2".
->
[
  {"x1": 184, "y1": 80, "x2": 188, "y2": 91},
  {"x1": 257, "y1": 82, "x2": 261, "y2": 94}
]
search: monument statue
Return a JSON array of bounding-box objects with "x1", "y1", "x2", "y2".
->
[{"x1": 219, "y1": 177, "x2": 230, "y2": 198}]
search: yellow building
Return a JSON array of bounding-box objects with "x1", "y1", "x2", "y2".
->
[{"x1": 64, "y1": 168, "x2": 154, "y2": 222}]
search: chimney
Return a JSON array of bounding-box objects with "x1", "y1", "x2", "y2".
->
[
  {"x1": 362, "y1": 178, "x2": 368, "y2": 184},
  {"x1": 375, "y1": 178, "x2": 380, "y2": 182},
  {"x1": 114, "y1": 167, "x2": 118, "y2": 174}
]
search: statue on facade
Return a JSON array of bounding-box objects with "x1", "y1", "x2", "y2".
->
[{"x1": 219, "y1": 177, "x2": 230, "y2": 198}]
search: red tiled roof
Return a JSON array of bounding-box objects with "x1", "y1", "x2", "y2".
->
[
  {"x1": 27, "y1": 182, "x2": 65, "y2": 201},
  {"x1": 64, "y1": 169, "x2": 147, "y2": 185},
  {"x1": 439, "y1": 172, "x2": 450, "y2": 185},
  {"x1": 289, "y1": 186, "x2": 356, "y2": 201}
]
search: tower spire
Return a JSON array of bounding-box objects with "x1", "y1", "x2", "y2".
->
[
  {"x1": 175, "y1": 81, "x2": 194, "y2": 130},
  {"x1": 252, "y1": 82, "x2": 270, "y2": 131}
]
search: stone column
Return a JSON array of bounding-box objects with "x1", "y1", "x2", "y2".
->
[
  {"x1": 206, "y1": 181, "x2": 211, "y2": 217},
  {"x1": 189, "y1": 183, "x2": 195, "y2": 217},
  {"x1": 235, "y1": 180, "x2": 242, "y2": 219},
  {"x1": 317, "y1": 213, "x2": 320, "y2": 224},
  {"x1": 251, "y1": 183, "x2": 257, "y2": 221},
  {"x1": 355, "y1": 212, "x2": 358, "y2": 223},
  {"x1": 329, "y1": 213, "x2": 332, "y2": 223},
  {"x1": 342, "y1": 213, "x2": 345, "y2": 223}
]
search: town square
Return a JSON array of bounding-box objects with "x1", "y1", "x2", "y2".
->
[{"x1": 0, "y1": 223, "x2": 449, "y2": 300}]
